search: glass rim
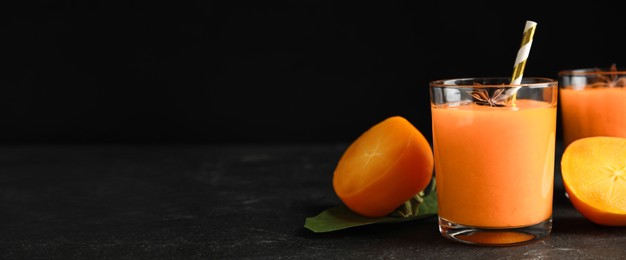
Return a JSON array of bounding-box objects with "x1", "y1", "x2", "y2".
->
[
  {"x1": 429, "y1": 77, "x2": 557, "y2": 88},
  {"x1": 558, "y1": 67, "x2": 626, "y2": 76}
]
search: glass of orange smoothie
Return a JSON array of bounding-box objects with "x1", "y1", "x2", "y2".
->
[
  {"x1": 429, "y1": 77, "x2": 557, "y2": 246},
  {"x1": 558, "y1": 65, "x2": 626, "y2": 149}
]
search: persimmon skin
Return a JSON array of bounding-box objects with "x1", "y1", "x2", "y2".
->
[
  {"x1": 332, "y1": 116, "x2": 434, "y2": 217},
  {"x1": 561, "y1": 136, "x2": 626, "y2": 226}
]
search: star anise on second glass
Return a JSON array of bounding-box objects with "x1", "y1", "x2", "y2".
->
[{"x1": 590, "y1": 63, "x2": 626, "y2": 88}]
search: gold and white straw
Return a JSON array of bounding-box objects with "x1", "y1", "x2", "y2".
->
[{"x1": 510, "y1": 20, "x2": 537, "y2": 85}]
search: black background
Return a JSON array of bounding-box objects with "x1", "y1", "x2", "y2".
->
[{"x1": 3, "y1": 1, "x2": 625, "y2": 145}]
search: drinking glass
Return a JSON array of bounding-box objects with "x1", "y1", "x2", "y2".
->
[
  {"x1": 429, "y1": 77, "x2": 557, "y2": 246},
  {"x1": 558, "y1": 66, "x2": 626, "y2": 148}
]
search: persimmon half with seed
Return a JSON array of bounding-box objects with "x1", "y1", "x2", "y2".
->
[{"x1": 332, "y1": 116, "x2": 434, "y2": 217}]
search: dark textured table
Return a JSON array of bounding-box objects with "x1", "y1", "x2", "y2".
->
[{"x1": 2, "y1": 143, "x2": 626, "y2": 259}]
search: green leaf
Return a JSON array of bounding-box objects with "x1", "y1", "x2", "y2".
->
[
  {"x1": 417, "y1": 186, "x2": 438, "y2": 216},
  {"x1": 304, "y1": 180, "x2": 438, "y2": 233}
]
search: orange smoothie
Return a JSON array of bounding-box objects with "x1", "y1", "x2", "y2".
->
[
  {"x1": 432, "y1": 100, "x2": 556, "y2": 228},
  {"x1": 560, "y1": 87, "x2": 626, "y2": 148}
]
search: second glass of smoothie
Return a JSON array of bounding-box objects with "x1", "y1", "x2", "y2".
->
[{"x1": 558, "y1": 65, "x2": 626, "y2": 149}]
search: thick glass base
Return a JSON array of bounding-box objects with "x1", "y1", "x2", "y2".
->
[{"x1": 438, "y1": 217, "x2": 552, "y2": 246}]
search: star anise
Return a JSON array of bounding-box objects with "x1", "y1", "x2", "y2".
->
[
  {"x1": 589, "y1": 63, "x2": 626, "y2": 88},
  {"x1": 466, "y1": 86, "x2": 508, "y2": 107}
]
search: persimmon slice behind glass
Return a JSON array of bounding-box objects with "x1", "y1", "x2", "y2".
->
[
  {"x1": 561, "y1": 136, "x2": 626, "y2": 226},
  {"x1": 333, "y1": 116, "x2": 434, "y2": 217}
]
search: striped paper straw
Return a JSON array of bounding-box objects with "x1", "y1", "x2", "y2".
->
[{"x1": 511, "y1": 20, "x2": 537, "y2": 85}]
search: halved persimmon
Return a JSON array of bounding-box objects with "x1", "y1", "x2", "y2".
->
[
  {"x1": 332, "y1": 116, "x2": 434, "y2": 217},
  {"x1": 561, "y1": 136, "x2": 626, "y2": 226}
]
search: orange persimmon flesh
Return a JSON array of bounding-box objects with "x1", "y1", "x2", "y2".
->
[
  {"x1": 333, "y1": 116, "x2": 434, "y2": 217},
  {"x1": 561, "y1": 136, "x2": 626, "y2": 226}
]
